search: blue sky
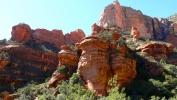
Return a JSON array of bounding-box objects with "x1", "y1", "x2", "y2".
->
[{"x1": 0, "y1": 0, "x2": 177, "y2": 40}]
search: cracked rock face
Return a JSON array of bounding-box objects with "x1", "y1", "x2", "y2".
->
[
  {"x1": 77, "y1": 36, "x2": 110, "y2": 96},
  {"x1": 98, "y1": 1, "x2": 176, "y2": 40}
]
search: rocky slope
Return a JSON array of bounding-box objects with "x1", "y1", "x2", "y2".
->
[{"x1": 98, "y1": 1, "x2": 176, "y2": 41}]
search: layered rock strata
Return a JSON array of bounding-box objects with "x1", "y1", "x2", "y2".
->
[
  {"x1": 0, "y1": 45, "x2": 58, "y2": 85},
  {"x1": 136, "y1": 42, "x2": 174, "y2": 58}
]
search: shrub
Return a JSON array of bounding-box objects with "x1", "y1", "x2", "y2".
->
[
  {"x1": 7, "y1": 40, "x2": 24, "y2": 46},
  {"x1": 0, "y1": 51, "x2": 10, "y2": 60},
  {"x1": 67, "y1": 44, "x2": 78, "y2": 51},
  {"x1": 57, "y1": 65, "x2": 68, "y2": 73},
  {"x1": 0, "y1": 38, "x2": 7, "y2": 44},
  {"x1": 41, "y1": 45, "x2": 52, "y2": 53}
]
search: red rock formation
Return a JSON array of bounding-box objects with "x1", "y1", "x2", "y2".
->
[
  {"x1": 111, "y1": 28, "x2": 120, "y2": 40},
  {"x1": 65, "y1": 29, "x2": 85, "y2": 45},
  {"x1": 47, "y1": 71, "x2": 67, "y2": 88},
  {"x1": 11, "y1": 24, "x2": 85, "y2": 48},
  {"x1": 0, "y1": 44, "x2": 58, "y2": 85},
  {"x1": 131, "y1": 26, "x2": 140, "y2": 41},
  {"x1": 76, "y1": 35, "x2": 136, "y2": 96},
  {"x1": 47, "y1": 45, "x2": 79, "y2": 88},
  {"x1": 91, "y1": 23, "x2": 105, "y2": 35},
  {"x1": 77, "y1": 36, "x2": 110, "y2": 96},
  {"x1": 110, "y1": 41, "x2": 136, "y2": 86},
  {"x1": 165, "y1": 34, "x2": 177, "y2": 47},
  {"x1": 58, "y1": 45, "x2": 79, "y2": 70},
  {"x1": 98, "y1": 1, "x2": 175, "y2": 40},
  {"x1": 136, "y1": 42, "x2": 174, "y2": 58},
  {"x1": 11, "y1": 24, "x2": 32, "y2": 43},
  {"x1": 1, "y1": 91, "x2": 19, "y2": 100},
  {"x1": 174, "y1": 24, "x2": 177, "y2": 34}
]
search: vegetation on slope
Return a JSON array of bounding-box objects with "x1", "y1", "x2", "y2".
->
[{"x1": 168, "y1": 13, "x2": 177, "y2": 23}]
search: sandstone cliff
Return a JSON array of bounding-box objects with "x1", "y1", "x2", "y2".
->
[
  {"x1": 98, "y1": 1, "x2": 175, "y2": 41},
  {"x1": 11, "y1": 24, "x2": 85, "y2": 49},
  {"x1": 0, "y1": 44, "x2": 58, "y2": 85}
]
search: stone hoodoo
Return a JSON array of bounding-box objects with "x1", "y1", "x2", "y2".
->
[
  {"x1": 58, "y1": 45, "x2": 79, "y2": 70},
  {"x1": 131, "y1": 26, "x2": 140, "y2": 41},
  {"x1": 98, "y1": 1, "x2": 175, "y2": 40},
  {"x1": 76, "y1": 33, "x2": 137, "y2": 96},
  {"x1": 76, "y1": 36, "x2": 110, "y2": 96}
]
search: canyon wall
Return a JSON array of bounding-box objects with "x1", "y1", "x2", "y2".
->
[{"x1": 98, "y1": 1, "x2": 175, "y2": 40}]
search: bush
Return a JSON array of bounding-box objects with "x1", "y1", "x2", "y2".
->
[
  {"x1": 67, "y1": 44, "x2": 78, "y2": 51},
  {"x1": 0, "y1": 38, "x2": 7, "y2": 44},
  {"x1": 0, "y1": 51, "x2": 10, "y2": 60},
  {"x1": 7, "y1": 40, "x2": 24, "y2": 46},
  {"x1": 41, "y1": 45, "x2": 52, "y2": 53},
  {"x1": 57, "y1": 65, "x2": 68, "y2": 73}
]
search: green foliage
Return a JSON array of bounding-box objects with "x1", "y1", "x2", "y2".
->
[
  {"x1": 16, "y1": 73, "x2": 96, "y2": 100},
  {"x1": 67, "y1": 44, "x2": 78, "y2": 51},
  {"x1": 97, "y1": 30, "x2": 113, "y2": 40},
  {"x1": 107, "y1": 75, "x2": 129, "y2": 100},
  {"x1": 160, "y1": 59, "x2": 177, "y2": 77},
  {"x1": 0, "y1": 38, "x2": 7, "y2": 44},
  {"x1": 25, "y1": 40, "x2": 59, "y2": 53},
  {"x1": 56, "y1": 81, "x2": 96, "y2": 100},
  {"x1": 7, "y1": 40, "x2": 24, "y2": 46},
  {"x1": 0, "y1": 51, "x2": 10, "y2": 60},
  {"x1": 168, "y1": 13, "x2": 177, "y2": 23},
  {"x1": 57, "y1": 65, "x2": 68, "y2": 73},
  {"x1": 120, "y1": 29, "x2": 131, "y2": 35},
  {"x1": 41, "y1": 45, "x2": 53, "y2": 53},
  {"x1": 174, "y1": 47, "x2": 177, "y2": 52},
  {"x1": 69, "y1": 73, "x2": 84, "y2": 85}
]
